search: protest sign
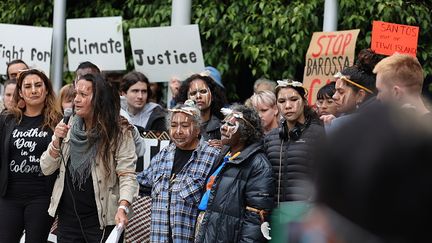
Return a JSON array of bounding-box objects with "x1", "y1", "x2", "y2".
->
[
  {"x1": 66, "y1": 16, "x2": 126, "y2": 71},
  {"x1": 129, "y1": 24, "x2": 205, "y2": 82},
  {"x1": 303, "y1": 29, "x2": 360, "y2": 105},
  {"x1": 371, "y1": 20, "x2": 419, "y2": 57},
  {"x1": 0, "y1": 23, "x2": 52, "y2": 76}
]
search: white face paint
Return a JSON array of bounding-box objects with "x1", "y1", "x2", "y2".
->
[
  {"x1": 277, "y1": 87, "x2": 305, "y2": 125},
  {"x1": 220, "y1": 115, "x2": 240, "y2": 141},
  {"x1": 188, "y1": 79, "x2": 212, "y2": 111},
  {"x1": 170, "y1": 112, "x2": 199, "y2": 150}
]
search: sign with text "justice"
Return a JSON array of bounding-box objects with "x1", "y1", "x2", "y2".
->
[
  {"x1": 371, "y1": 20, "x2": 419, "y2": 57},
  {"x1": 0, "y1": 23, "x2": 52, "y2": 76},
  {"x1": 66, "y1": 16, "x2": 126, "y2": 71},
  {"x1": 303, "y1": 29, "x2": 360, "y2": 105},
  {"x1": 129, "y1": 25, "x2": 205, "y2": 82}
]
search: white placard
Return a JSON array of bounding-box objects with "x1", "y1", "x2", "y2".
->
[
  {"x1": 0, "y1": 23, "x2": 52, "y2": 76},
  {"x1": 66, "y1": 16, "x2": 126, "y2": 71},
  {"x1": 129, "y1": 24, "x2": 205, "y2": 82}
]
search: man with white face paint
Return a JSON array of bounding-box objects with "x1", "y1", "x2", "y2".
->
[
  {"x1": 137, "y1": 100, "x2": 219, "y2": 242},
  {"x1": 195, "y1": 105, "x2": 274, "y2": 243}
]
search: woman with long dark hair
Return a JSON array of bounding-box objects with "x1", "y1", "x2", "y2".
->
[
  {"x1": 0, "y1": 69, "x2": 61, "y2": 242},
  {"x1": 176, "y1": 73, "x2": 227, "y2": 146},
  {"x1": 320, "y1": 49, "x2": 384, "y2": 132},
  {"x1": 40, "y1": 73, "x2": 138, "y2": 242}
]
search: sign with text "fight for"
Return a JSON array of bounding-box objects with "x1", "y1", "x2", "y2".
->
[
  {"x1": 129, "y1": 24, "x2": 205, "y2": 82},
  {"x1": 0, "y1": 23, "x2": 52, "y2": 76},
  {"x1": 66, "y1": 16, "x2": 126, "y2": 71}
]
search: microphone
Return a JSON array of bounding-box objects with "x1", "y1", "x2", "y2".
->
[
  {"x1": 63, "y1": 107, "x2": 73, "y2": 125},
  {"x1": 59, "y1": 107, "x2": 73, "y2": 145}
]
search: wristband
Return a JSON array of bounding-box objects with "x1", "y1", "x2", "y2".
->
[
  {"x1": 50, "y1": 143, "x2": 60, "y2": 152},
  {"x1": 118, "y1": 205, "x2": 129, "y2": 215}
]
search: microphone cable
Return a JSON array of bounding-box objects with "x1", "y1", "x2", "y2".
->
[{"x1": 59, "y1": 131, "x2": 90, "y2": 243}]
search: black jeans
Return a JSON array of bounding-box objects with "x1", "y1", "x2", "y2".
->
[{"x1": 0, "y1": 195, "x2": 54, "y2": 243}]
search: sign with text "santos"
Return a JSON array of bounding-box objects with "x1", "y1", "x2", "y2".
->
[
  {"x1": 66, "y1": 16, "x2": 126, "y2": 71},
  {"x1": 371, "y1": 20, "x2": 419, "y2": 57},
  {"x1": 129, "y1": 25, "x2": 205, "y2": 82},
  {"x1": 0, "y1": 23, "x2": 52, "y2": 76}
]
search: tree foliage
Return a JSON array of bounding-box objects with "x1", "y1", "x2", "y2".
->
[{"x1": 1, "y1": 0, "x2": 431, "y2": 101}]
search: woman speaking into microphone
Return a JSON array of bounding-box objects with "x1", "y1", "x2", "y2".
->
[{"x1": 40, "y1": 73, "x2": 138, "y2": 242}]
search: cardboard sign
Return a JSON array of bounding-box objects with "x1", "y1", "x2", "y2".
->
[
  {"x1": 129, "y1": 25, "x2": 205, "y2": 82},
  {"x1": 66, "y1": 16, "x2": 126, "y2": 71},
  {"x1": 371, "y1": 21, "x2": 419, "y2": 57},
  {"x1": 303, "y1": 29, "x2": 360, "y2": 105},
  {"x1": 0, "y1": 23, "x2": 52, "y2": 76}
]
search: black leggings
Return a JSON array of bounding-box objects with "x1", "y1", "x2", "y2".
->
[{"x1": 0, "y1": 195, "x2": 54, "y2": 243}]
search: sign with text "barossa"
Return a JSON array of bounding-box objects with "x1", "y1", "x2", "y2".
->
[
  {"x1": 303, "y1": 29, "x2": 360, "y2": 105},
  {"x1": 371, "y1": 20, "x2": 419, "y2": 57},
  {"x1": 66, "y1": 16, "x2": 126, "y2": 71},
  {"x1": 129, "y1": 25, "x2": 205, "y2": 82},
  {"x1": 0, "y1": 23, "x2": 52, "y2": 76}
]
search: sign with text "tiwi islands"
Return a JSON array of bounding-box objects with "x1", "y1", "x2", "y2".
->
[
  {"x1": 66, "y1": 16, "x2": 126, "y2": 71},
  {"x1": 303, "y1": 29, "x2": 360, "y2": 105},
  {"x1": 129, "y1": 25, "x2": 205, "y2": 82},
  {"x1": 371, "y1": 20, "x2": 419, "y2": 57},
  {"x1": 0, "y1": 23, "x2": 52, "y2": 76}
]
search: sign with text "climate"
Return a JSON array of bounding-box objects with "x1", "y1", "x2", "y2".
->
[{"x1": 66, "y1": 16, "x2": 126, "y2": 71}]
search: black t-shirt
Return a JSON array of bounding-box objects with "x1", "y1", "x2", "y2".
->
[
  {"x1": 7, "y1": 114, "x2": 53, "y2": 197},
  {"x1": 172, "y1": 148, "x2": 194, "y2": 177},
  {"x1": 58, "y1": 159, "x2": 99, "y2": 228}
]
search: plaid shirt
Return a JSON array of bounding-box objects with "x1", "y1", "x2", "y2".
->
[{"x1": 137, "y1": 142, "x2": 219, "y2": 242}]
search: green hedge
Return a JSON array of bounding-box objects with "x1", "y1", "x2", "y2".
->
[{"x1": 1, "y1": 0, "x2": 431, "y2": 100}]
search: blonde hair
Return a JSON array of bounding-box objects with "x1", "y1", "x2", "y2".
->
[
  {"x1": 57, "y1": 84, "x2": 75, "y2": 113},
  {"x1": 373, "y1": 54, "x2": 424, "y2": 94},
  {"x1": 250, "y1": 90, "x2": 277, "y2": 109}
]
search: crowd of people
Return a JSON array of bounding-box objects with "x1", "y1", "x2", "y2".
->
[{"x1": 0, "y1": 48, "x2": 431, "y2": 243}]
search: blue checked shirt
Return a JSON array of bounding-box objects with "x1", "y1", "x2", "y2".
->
[{"x1": 137, "y1": 142, "x2": 219, "y2": 243}]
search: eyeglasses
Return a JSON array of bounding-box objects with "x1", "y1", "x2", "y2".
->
[{"x1": 188, "y1": 88, "x2": 209, "y2": 97}]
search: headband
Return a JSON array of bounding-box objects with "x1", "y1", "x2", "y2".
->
[
  {"x1": 334, "y1": 72, "x2": 374, "y2": 94},
  {"x1": 276, "y1": 79, "x2": 308, "y2": 97},
  {"x1": 221, "y1": 108, "x2": 256, "y2": 130},
  {"x1": 169, "y1": 99, "x2": 200, "y2": 117},
  {"x1": 276, "y1": 79, "x2": 303, "y2": 88}
]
